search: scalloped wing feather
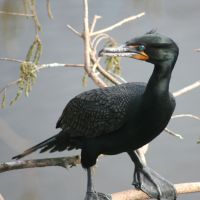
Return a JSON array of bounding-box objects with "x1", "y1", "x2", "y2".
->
[{"x1": 56, "y1": 83, "x2": 146, "y2": 137}]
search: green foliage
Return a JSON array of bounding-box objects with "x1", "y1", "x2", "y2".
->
[
  {"x1": 104, "y1": 39, "x2": 121, "y2": 76},
  {"x1": 81, "y1": 36, "x2": 122, "y2": 87},
  {"x1": 10, "y1": 36, "x2": 42, "y2": 105},
  {"x1": 1, "y1": 89, "x2": 6, "y2": 108},
  {"x1": 4, "y1": 36, "x2": 42, "y2": 107},
  {"x1": 82, "y1": 72, "x2": 89, "y2": 87},
  {"x1": 105, "y1": 56, "x2": 121, "y2": 75},
  {"x1": 10, "y1": 62, "x2": 37, "y2": 104},
  {"x1": 26, "y1": 35, "x2": 42, "y2": 64}
]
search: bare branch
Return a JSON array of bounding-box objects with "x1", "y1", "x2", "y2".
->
[
  {"x1": 0, "y1": 57, "x2": 84, "y2": 70},
  {"x1": 0, "y1": 11, "x2": 33, "y2": 17},
  {"x1": 97, "y1": 63, "x2": 121, "y2": 85},
  {"x1": 108, "y1": 72, "x2": 128, "y2": 83},
  {"x1": 1, "y1": 157, "x2": 200, "y2": 199},
  {"x1": 0, "y1": 62, "x2": 83, "y2": 94},
  {"x1": 47, "y1": 0, "x2": 54, "y2": 19},
  {"x1": 83, "y1": 0, "x2": 107, "y2": 88},
  {"x1": 91, "y1": 33, "x2": 111, "y2": 47},
  {"x1": 93, "y1": 34, "x2": 112, "y2": 51},
  {"x1": 90, "y1": 15, "x2": 102, "y2": 33},
  {"x1": 172, "y1": 114, "x2": 200, "y2": 121},
  {"x1": 164, "y1": 128, "x2": 184, "y2": 139},
  {"x1": 165, "y1": 114, "x2": 200, "y2": 139},
  {"x1": 90, "y1": 53, "x2": 120, "y2": 85},
  {"x1": 195, "y1": 49, "x2": 200, "y2": 52},
  {"x1": 37, "y1": 63, "x2": 84, "y2": 70},
  {"x1": 0, "y1": 62, "x2": 84, "y2": 103},
  {"x1": 83, "y1": 0, "x2": 91, "y2": 68},
  {"x1": 0, "y1": 155, "x2": 80, "y2": 173},
  {"x1": 91, "y1": 12, "x2": 145, "y2": 36},
  {"x1": 67, "y1": 24, "x2": 82, "y2": 37},
  {"x1": 29, "y1": 0, "x2": 41, "y2": 33},
  {"x1": 173, "y1": 81, "x2": 200, "y2": 97},
  {"x1": 0, "y1": 194, "x2": 5, "y2": 200},
  {"x1": 112, "y1": 182, "x2": 200, "y2": 200},
  {"x1": 0, "y1": 57, "x2": 23, "y2": 63}
]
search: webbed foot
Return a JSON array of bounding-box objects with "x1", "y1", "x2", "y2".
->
[
  {"x1": 133, "y1": 165, "x2": 176, "y2": 200},
  {"x1": 84, "y1": 191, "x2": 111, "y2": 200}
]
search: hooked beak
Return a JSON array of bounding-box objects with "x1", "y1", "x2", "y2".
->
[{"x1": 99, "y1": 44, "x2": 149, "y2": 61}]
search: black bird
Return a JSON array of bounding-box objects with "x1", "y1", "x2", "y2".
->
[{"x1": 13, "y1": 31, "x2": 178, "y2": 200}]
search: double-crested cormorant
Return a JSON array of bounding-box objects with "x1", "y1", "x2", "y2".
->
[{"x1": 13, "y1": 31, "x2": 178, "y2": 200}]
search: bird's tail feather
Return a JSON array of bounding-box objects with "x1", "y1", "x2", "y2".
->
[{"x1": 12, "y1": 134, "x2": 58, "y2": 160}]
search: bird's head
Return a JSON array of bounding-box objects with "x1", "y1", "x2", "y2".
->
[{"x1": 99, "y1": 30, "x2": 179, "y2": 67}]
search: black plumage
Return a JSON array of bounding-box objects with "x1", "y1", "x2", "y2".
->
[
  {"x1": 56, "y1": 82, "x2": 146, "y2": 137},
  {"x1": 13, "y1": 31, "x2": 179, "y2": 200}
]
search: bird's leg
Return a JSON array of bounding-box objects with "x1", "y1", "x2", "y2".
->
[
  {"x1": 127, "y1": 151, "x2": 177, "y2": 200},
  {"x1": 84, "y1": 167, "x2": 112, "y2": 200}
]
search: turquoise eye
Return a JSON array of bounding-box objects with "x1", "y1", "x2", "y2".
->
[{"x1": 138, "y1": 45, "x2": 145, "y2": 51}]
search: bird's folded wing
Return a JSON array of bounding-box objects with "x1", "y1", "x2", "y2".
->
[{"x1": 56, "y1": 83, "x2": 146, "y2": 137}]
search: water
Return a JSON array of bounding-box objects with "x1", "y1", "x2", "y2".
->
[{"x1": 0, "y1": 0, "x2": 200, "y2": 199}]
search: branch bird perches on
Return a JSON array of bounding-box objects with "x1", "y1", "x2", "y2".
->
[{"x1": 0, "y1": 158, "x2": 200, "y2": 200}]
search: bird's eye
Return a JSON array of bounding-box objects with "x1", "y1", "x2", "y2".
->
[{"x1": 137, "y1": 45, "x2": 145, "y2": 51}]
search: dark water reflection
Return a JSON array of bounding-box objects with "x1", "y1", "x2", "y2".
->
[{"x1": 0, "y1": 0, "x2": 200, "y2": 199}]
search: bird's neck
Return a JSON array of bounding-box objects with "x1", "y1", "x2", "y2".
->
[{"x1": 144, "y1": 63, "x2": 173, "y2": 97}]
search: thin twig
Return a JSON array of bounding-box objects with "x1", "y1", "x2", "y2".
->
[
  {"x1": 0, "y1": 62, "x2": 83, "y2": 96},
  {"x1": 97, "y1": 63, "x2": 121, "y2": 85},
  {"x1": 90, "y1": 15, "x2": 102, "y2": 33},
  {"x1": 0, "y1": 11, "x2": 33, "y2": 17},
  {"x1": 90, "y1": 52, "x2": 120, "y2": 85},
  {"x1": 37, "y1": 63, "x2": 84, "y2": 70},
  {"x1": 47, "y1": 0, "x2": 54, "y2": 19},
  {"x1": 108, "y1": 72, "x2": 128, "y2": 83},
  {"x1": 93, "y1": 34, "x2": 111, "y2": 51},
  {"x1": 91, "y1": 12, "x2": 145, "y2": 36},
  {"x1": 0, "y1": 155, "x2": 80, "y2": 173},
  {"x1": 164, "y1": 128, "x2": 183, "y2": 139},
  {"x1": 173, "y1": 81, "x2": 200, "y2": 97},
  {"x1": 91, "y1": 33, "x2": 110, "y2": 47},
  {"x1": 165, "y1": 114, "x2": 200, "y2": 139},
  {"x1": 0, "y1": 58, "x2": 23, "y2": 63},
  {"x1": 30, "y1": 0, "x2": 41, "y2": 33},
  {"x1": 112, "y1": 182, "x2": 200, "y2": 200},
  {"x1": 0, "y1": 79, "x2": 21, "y2": 95},
  {"x1": 0, "y1": 59, "x2": 84, "y2": 70},
  {"x1": 67, "y1": 25, "x2": 82, "y2": 37},
  {"x1": 97, "y1": 63, "x2": 120, "y2": 85},
  {"x1": 172, "y1": 114, "x2": 200, "y2": 121}
]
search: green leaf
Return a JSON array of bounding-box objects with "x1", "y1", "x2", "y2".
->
[
  {"x1": 1, "y1": 90, "x2": 6, "y2": 109},
  {"x1": 82, "y1": 72, "x2": 88, "y2": 87}
]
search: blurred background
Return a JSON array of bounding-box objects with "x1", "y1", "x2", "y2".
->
[{"x1": 0, "y1": 0, "x2": 200, "y2": 199}]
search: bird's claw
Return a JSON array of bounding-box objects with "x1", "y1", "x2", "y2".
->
[
  {"x1": 84, "y1": 191, "x2": 112, "y2": 200},
  {"x1": 132, "y1": 166, "x2": 176, "y2": 200}
]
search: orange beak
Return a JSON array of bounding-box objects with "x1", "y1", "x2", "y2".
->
[{"x1": 132, "y1": 51, "x2": 149, "y2": 61}]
